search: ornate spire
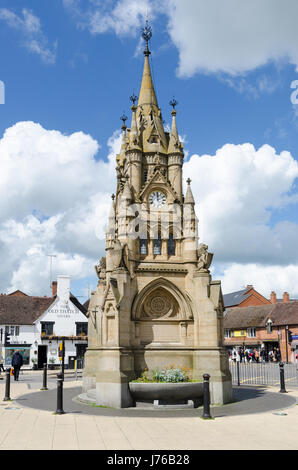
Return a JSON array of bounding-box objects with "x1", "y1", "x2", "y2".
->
[
  {"x1": 138, "y1": 19, "x2": 158, "y2": 108},
  {"x1": 168, "y1": 99, "x2": 183, "y2": 155},
  {"x1": 116, "y1": 112, "x2": 128, "y2": 168},
  {"x1": 185, "y1": 178, "x2": 195, "y2": 205},
  {"x1": 128, "y1": 94, "x2": 141, "y2": 150}
]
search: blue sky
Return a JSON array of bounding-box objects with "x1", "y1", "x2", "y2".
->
[{"x1": 0, "y1": 0, "x2": 298, "y2": 300}]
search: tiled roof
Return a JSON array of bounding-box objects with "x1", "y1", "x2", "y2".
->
[
  {"x1": 224, "y1": 301, "x2": 298, "y2": 329},
  {"x1": 0, "y1": 295, "x2": 54, "y2": 325},
  {"x1": 223, "y1": 288, "x2": 250, "y2": 307},
  {"x1": 0, "y1": 293, "x2": 87, "y2": 325}
]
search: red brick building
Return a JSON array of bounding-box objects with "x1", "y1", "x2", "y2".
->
[
  {"x1": 223, "y1": 285, "x2": 271, "y2": 309},
  {"x1": 223, "y1": 301, "x2": 298, "y2": 363}
]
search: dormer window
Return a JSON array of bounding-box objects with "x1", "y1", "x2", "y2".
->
[{"x1": 266, "y1": 319, "x2": 273, "y2": 334}]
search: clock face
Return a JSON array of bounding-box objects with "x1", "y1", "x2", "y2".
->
[{"x1": 149, "y1": 191, "x2": 166, "y2": 208}]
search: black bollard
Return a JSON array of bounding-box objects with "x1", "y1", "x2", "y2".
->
[
  {"x1": 3, "y1": 368, "x2": 11, "y2": 401},
  {"x1": 236, "y1": 360, "x2": 240, "y2": 386},
  {"x1": 279, "y1": 362, "x2": 287, "y2": 393},
  {"x1": 55, "y1": 373, "x2": 65, "y2": 414},
  {"x1": 40, "y1": 363, "x2": 48, "y2": 391},
  {"x1": 201, "y1": 373, "x2": 212, "y2": 419}
]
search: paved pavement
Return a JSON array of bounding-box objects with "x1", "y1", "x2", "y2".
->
[{"x1": 0, "y1": 371, "x2": 298, "y2": 450}]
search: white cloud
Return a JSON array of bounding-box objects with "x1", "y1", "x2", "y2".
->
[
  {"x1": 183, "y1": 143, "x2": 298, "y2": 267},
  {"x1": 167, "y1": 0, "x2": 298, "y2": 77},
  {"x1": 64, "y1": 0, "x2": 298, "y2": 79},
  {"x1": 219, "y1": 263, "x2": 298, "y2": 299},
  {"x1": 63, "y1": 0, "x2": 157, "y2": 37},
  {"x1": 0, "y1": 121, "x2": 118, "y2": 295},
  {"x1": 0, "y1": 8, "x2": 56, "y2": 64},
  {"x1": 1, "y1": 121, "x2": 297, "y2": 298}
]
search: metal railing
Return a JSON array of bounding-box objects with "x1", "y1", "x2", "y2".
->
[{"x1": 229, "y1": 361, "x2": 298, "y2": 387}]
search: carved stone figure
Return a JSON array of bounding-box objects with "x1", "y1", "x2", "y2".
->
[
  {"x1": 197, "y1": 244, "x2": 213, "y2": 272},
  {"x1": 95, "y1": 256, "x2": 106, "y2": 280}
]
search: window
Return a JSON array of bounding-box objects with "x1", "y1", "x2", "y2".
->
[
  {"x1": 5, "y1": 326, "x2": 19, "y2": 336},
  {"x1": 76, "y1": 323, "x2": 88, "y2": 336},
  {"x1": 143, "y1": 169, "x2": 148, "y2": 182},
  {"x1": 247, "y1": 327, "x2": 256, "y2": 338},
  {"x1": 5, "y1": 348, "x2": 30, "y2": 366},
  {"x1": 153, "y1": 238, "x2": 161, "y2": 255},
  {"x1": 224, "y1": 329, "x2": 232, "y2": 338},
  {"x1": 167, "y1": 234, "x2": 175, "y2": 255},
  {"x1": 41, "y1": 322, "x2": 54, "y2": 336},
  {"x1": 139, "y1": 238, "x2": 147, "y2": 255}
]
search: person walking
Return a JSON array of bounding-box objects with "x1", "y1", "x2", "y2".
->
[{"x1": 11, "y1": 350, "x2": 23, "y2": 381}]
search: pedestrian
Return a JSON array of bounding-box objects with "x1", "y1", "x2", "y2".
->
[
  {"x1": 276, "y1": 348, "x2": 281, "y2": 362},
  {"x1": 0, "y1": 356, "x2": 5, "y2": 373},
  {"x1": 269, "y1": 350, "x2": 273, "y2": 362},
  {"x1": 255, "y1": 349, "x2": 259, "y2": 363},
  {"x1": 11, "y1": 350, "x2": 23, "y2": 381},
  {"x1": 260, "y1": 348, "x2": 265, "y2": 363}
]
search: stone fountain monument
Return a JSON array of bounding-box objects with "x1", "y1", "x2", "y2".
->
[{"x1": 82, "y1": 21, "x2": 232, "y2": 408}]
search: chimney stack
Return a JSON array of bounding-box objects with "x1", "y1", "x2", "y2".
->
[
  {"x1": 57, "y1": 275, "x2": 70, "y2": 304},
  {"x1": 270, "y1": 291, "x2": 277, "y2": 304},
  {"x1": 52, "y1": 281, "x2": 57, "y2": 296},
  {"x1": 283, "y1": 292, "x2": 290, "y2": 303}
]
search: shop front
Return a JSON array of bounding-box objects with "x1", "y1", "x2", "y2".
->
[{"x1": 5, "y1": 346, "x2": 31, "y2": 368}]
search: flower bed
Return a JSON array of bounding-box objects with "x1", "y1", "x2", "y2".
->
[
  {"x1": 132, "y1": 365, "x2": 194, "y2": 383},
  {"x1": 129, "y1": 366, "x2": 203, "y2": 403}
]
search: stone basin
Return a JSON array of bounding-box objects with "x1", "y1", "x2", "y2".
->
[{"x1": 129, "y1": 381, "x2": 204, "y2": 402}]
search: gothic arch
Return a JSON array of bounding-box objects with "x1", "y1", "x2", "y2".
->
[{"x1": 131, "y1": 277, "x2": 193, "y2": 321}]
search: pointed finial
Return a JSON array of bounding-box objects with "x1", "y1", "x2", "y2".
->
[
  {"x1": 170, "y1": 98, "x2": 178, "y2": 117},
  {"x1": 111, "y1": 194, "x2": 115, "y2": 201},
  {"x1": 170, "y1": 97, "x2": 178, "y2": 110},
  {"x1": 120, "y1": 112, "x2": 128, "y2": 128},
  {"x1": 187, "y1": 178, "x2": 191, "y2": 185},
  {"x1": 141, "y1": 17, "x2": 152, "y2": 56},
  {"x1": 130, "y1": 92, "x2": 138, "y2": 106},
  {"x1": 130, "y1": 92, "x2": 138, "y2": 104}
]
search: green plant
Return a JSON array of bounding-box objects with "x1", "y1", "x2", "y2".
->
[
  {"x1": 152, "y1": 365, "x2": 191, "y2": 383},
  {"x1": 133, "y1": 365, "x2": 193, "y2": 383},
  {"x1": 31, "y1": 357, "x2": 37, "y2": 364},
  {"x1": 49, "y1": 357, "x2": 55, "y2": 364}
]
